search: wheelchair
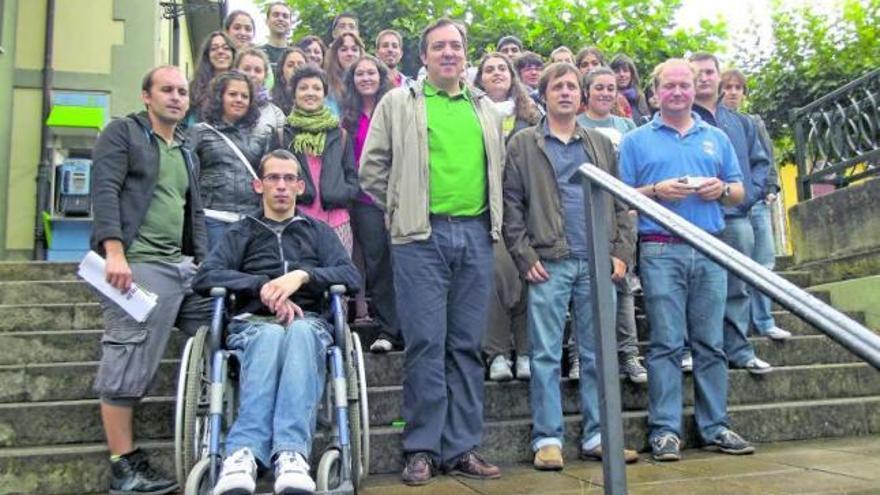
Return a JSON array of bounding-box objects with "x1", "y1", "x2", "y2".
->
[{"x1": 173, "y1": 285, "x2": 370, "y2": 494}]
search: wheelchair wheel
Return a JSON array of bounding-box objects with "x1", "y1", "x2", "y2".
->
[
  {"x1": 316, "y1": 448, "x2": 341, "y2": 492},
  {"x1": 174, "y1": 325, "x2": 209, "y2": 485},
  {"x1": 174, "y1": 327, "x2": 208, "y2": 486},
  {"x1": 347, "y1": 331, "x2": 370, "y2": 486},
  {"x1": 184, "y1": 457, "x2": 212, "y2": 495}
]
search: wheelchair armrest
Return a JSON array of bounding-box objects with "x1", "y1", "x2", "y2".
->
[
  {"x1": 210, "y1": 287, "x2": 227, "y2": 299},
  {"x1": 329, "y1": 284, "x2": 347, "y2": 295}
]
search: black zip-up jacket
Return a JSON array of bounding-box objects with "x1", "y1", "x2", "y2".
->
[
  {"x1": 90, "y1": 112, "x2": 208, "y2": 260},
  {"x1": 191, "y1": 211, "x2": 360, "y2": 315},
  {"x1": 281, "y1": 126, "x2": 359, "y2": 209}
]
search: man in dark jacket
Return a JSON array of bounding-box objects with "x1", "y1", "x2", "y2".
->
[
  {"x1": 503, "y1": 62, "x2": 638, "y2": 471},
  {"x1": 191, "y1": 149, "x2": 359, "y2": 495},
  {"x1": 90, "y1": 65, "x2": 211, "y2": 495}
]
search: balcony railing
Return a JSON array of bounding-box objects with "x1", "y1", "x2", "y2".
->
[{"x1": 791, "y1": 69, "x2": 880, "y2": 200}]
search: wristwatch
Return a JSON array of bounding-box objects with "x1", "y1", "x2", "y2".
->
[{"x1": 721, "y1": 183, "x2": 731, "y2": 198}]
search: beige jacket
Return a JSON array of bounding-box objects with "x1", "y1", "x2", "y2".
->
[{"x1": 359, "y1": 80, "x2": 505, "y2": 244}]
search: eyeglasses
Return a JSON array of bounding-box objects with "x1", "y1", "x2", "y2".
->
[{"x1": 262, "y1": 174, "x2": 300, "y2": 184}]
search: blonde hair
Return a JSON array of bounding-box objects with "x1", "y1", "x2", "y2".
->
[{"x1": 650, "y1": 58, "x2": 697, "y2": 90}]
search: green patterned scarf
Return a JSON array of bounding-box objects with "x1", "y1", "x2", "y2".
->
[{"x1": 287, "y1": 106, "x2": 339, "y2": 156}]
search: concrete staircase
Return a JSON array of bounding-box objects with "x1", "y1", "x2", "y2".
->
[{"x1": 0, "y1": 260, "x2": 879, "y2": 494}]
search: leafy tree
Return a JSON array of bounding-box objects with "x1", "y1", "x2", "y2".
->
[
  {"x1": 266, "y1": 0, "x2": 726, "y2": 78},
  {"x1": 732, "y1": 0, "x2": 880, "y2": 159}
]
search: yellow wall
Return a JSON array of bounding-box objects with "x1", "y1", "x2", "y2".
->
[{"x1": 6, "y1": 90, "x2": 42, "y2": 252}]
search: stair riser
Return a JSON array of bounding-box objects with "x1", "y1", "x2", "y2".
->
[
  {"x1": 0, "y1": 331, "x2": 186, "y2": 366},
  {"x1": 0, "y1": 305, "x2": 102, "y2": 332},
  {"x1": 0, "y1": 282, "x2": 94, "y2": 305},
  {"x1": 0, "y1": 263, "x2": 78, "y2": 282}
]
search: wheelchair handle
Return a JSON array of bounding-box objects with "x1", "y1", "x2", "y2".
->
[
  {"x1": 210, "y1": 287, "x2": 228, "y2": 298},
  {"x1": 329, "y1": 284, "x2": 347, "y2": 295}
]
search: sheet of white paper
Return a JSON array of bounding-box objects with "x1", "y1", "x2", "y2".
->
[{"x1": 77, "y1": 251, "x2": 158, "y2": 323}]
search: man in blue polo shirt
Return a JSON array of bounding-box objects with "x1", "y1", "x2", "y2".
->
[{"x1": 619, "y1": 58, "x2": 754, "y2": 462}]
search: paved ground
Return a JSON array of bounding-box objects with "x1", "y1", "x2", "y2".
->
[{"x1": 359, "y1": 436, "x2": 880, "y2": 494}]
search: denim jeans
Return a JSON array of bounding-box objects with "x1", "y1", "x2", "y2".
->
[
  {"x1": 205, "y1": 217, "x2": 230, "y2": 253},
  {"x1": 720, "y1": 216, "x2": 759, "y2": 366},
  {"x1": 615, "y1": 272, "x2": 639, "y2": 360},
  {"x1": 224, "y1": 316, "x2": 333, "y2": 467},
  {"x1": 528, "y1": 258, "x2": 613, "y2": 452},
  {"x1": 640, "y1": 242, "x2": 729, "y2": 443},
  {"x1": 391, "y1": 215, "x2": 493, "y2": 465},
  {"x1": 749, "y1": 203, "x2": 777, "y2": 333}
]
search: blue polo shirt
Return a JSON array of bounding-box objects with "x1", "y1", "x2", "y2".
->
[
  {"x1": 542, "y1": 121, "x2": 591, "y2": 259},
  {"x1": 618, "y1": 112, "x2": 742, "y2": 235}
]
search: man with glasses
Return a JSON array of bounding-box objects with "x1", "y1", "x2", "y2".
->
[{"x1": 193, "y1": 149, "x2": 360, "y2": 495}]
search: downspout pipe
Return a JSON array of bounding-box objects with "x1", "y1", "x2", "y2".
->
[{"x1": 34, "y1": 0, "x2": 55, "y2": 260}]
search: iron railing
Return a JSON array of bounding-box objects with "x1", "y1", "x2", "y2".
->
[
  {"x1": 791, "y1": 69, "x2": 880, "y2": 200},
  {"x1": 573, "y1": 163, "x2": 880, "y2": 495}
]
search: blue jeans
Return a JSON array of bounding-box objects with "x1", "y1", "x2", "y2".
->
[
  {"x1": 750, "y1": 203, "x2": 777, "y2": 333},
  {"x1": 640, "y1": 242, "x2": 729, "y2": 443},
  {"x1": 224, "y1": 316, "x2": 333, "y2": 466},
  {"x1": 720, "y1": 216, "x2": 758, "y2": 366},
  {"x1": 391, "y1": 215, "x2": 493, "y2": 465},
  {"x1": 205, "y1": 217, "x2": 231, "y2": 253},
  {"x1": 528, "y1": 258, "x2": 613, "y2": 452}
]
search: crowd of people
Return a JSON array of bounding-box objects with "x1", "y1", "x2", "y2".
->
[{"x1": 88, "y1": 3, "x2": 787, "y2": 494}]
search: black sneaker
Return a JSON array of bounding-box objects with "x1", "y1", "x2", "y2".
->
[
  {"x1": 650, "y1": 433, "x2": 681, "y2": 462},
  {"x1": 706, "y1": 429, "x2": 755, "y2": 455},
  {"x1": 109, "y1": 449, "x2": 179, "y2": 495}
]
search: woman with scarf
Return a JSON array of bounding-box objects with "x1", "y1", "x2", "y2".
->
[
  {"x1": 234, "y1": 48, "x2": 286, "y2": 144},
  {"x1": 190, "y1": 71, "x2": 273, "y2": 246},
  {"x1": 282, "y1": 65, "x2": 359, "y2": 252},
  {"x1": 340, "y1": 55, "x2": 398, "y2": 351},
  {"x1": 473, "y1": 52, "x2": 541, "y2": 381},
  {"x1": 610, "y1": 54, "x2": 650, "y2": 125}
]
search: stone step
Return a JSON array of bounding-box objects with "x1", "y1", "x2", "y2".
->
[
  {"x1": 0, "y1": 440, "x2": 172, "y2": 495},
  {"x1": 3, "y1": 396, "x2": 879, "y2": 493},
  {"x1": 0, "y1": 280, "x2": 94, "y2": 305},
  {"x1": 775, "y1": 255, "x2": 795, "y2": 271},
  {"x1": 365, "y1": 334, "x2": 865, "y2": 387},
  {"x1": 366, "y1": 363, "x2": 880, "y2": 428},
  {"x1": 0, "y1": 303, "x2": 102, "y2": 332},
  {"x1": 5, "y1": 363, "x2": 880, "y2": 448},
  {"x1": 1, "y1": 331, "x2": 865, "y2": 404},
  {"x1": 0, "y1": 329, "x2": 186, "y2": 365},
  {"x1": 0, "y1": 262, "x2": 78, "y2": 282},
  {"x1": 0, "y1": 360, "x2": 180, "y2": 403},
  {"x1": 771, "y1": 288, "x2": 832, "y2": 311},
  {"x1": 777, "y1": 270, "x2": 813, "y2": 288},
  {"x1": 367, "y1": 395, "x2": 880, "y2": 474},
  {"x1": 0, "y1": 397, "x2": 173, "y2": 448}
]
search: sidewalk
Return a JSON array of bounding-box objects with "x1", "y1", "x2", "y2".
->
[{"x1": 359, "y1": 436, "x2": 880, "y2": 494}]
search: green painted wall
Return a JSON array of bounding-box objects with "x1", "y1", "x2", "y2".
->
[{"x1": 0, "y1": 0, "x2": 17, "y2": 259}]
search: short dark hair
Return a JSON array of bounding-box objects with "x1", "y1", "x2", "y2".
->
[
  {"x1": 289, "y1": 64, "x2": 329, "y2": 101},
  {"x1": 419, "y1": 18, "x2": 467, "y2": 56},
  {"x1": 497, "y1": 35, "x2": 522, "y2": 50},
  {"x1": 332, "y1": 12, "x2": 359, "y2": 31},
  {"x1": 689, "y1": 52, "x2": 720, "y2": 71},
  {"x1": 265, "y1": 1, "x2": 292, "y2": 18},
  {"x1": 538, "y1": 62, "x2": 581, "y2": 100},
  {"x1": 141, "y1": 65, "x2": 181, "y2": 93},
  {"x1": 515, "y1": 52, "x2": 544, "y2": 72},
  {"x1": 259, "y1": 149, "x2": 301, "y2": 177},
  {"x1": 224, "y1": 9, "x2": 254, "y2": 31}
]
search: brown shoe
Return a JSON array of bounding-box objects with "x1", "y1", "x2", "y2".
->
[
  {"x1": 579, "y1": 445, "x2": 639, "y2": 464},
  {"x1": 533, "y1": 445, "x2": 564, "y2": 471},
  {"x1": 447, "y1": 451, "x2": 501, "y2": 480},
  {"x1": 402, "y1": 452, "x2": 435, "y2": 486}
]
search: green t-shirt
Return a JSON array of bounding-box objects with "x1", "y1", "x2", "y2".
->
[
  {"x1": 126, "y1": 138, "x2": 189, "y2": 263},
  {"x1": 424, "y1": 82, "x2": 487, "y2": 216}
]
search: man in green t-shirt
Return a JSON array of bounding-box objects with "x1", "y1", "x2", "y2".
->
[
  {"x1": 90, "y1": 65, "x2": 211, "y2": 495},
  {"x1": 360, "y1": 18, "x2": 506, "y2": 486}
]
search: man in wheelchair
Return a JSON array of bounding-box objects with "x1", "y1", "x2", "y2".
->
[{"x1": 192, "y1": 149, "x2": 360, "y2": 495}]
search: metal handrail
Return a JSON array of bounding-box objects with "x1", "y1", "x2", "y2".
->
[
  {"x1": 572, "y1": 163, "x2": 880, "y2": 495},
  {"x1": 577, "y1": 163, "x2": 880, "y2": 368}
]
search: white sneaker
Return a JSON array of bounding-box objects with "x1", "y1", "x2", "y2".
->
[
  {"x1": 274, "y1": 451, "x2": 315, "y2": 494},
  {"x1": 744, "y1": 357, "x2": 773, "y2": 375},
  {"x1": 370, "y1": 337, "x2": 393, "y2": 353},
  {"x1": 213, "y1": 448, "x2": 257, "y2": 495},
  {"x1": 488, "y1": 355, "x2": 514, "y2": 381},
  {"x1": 764, "y1": 326, "x2": 792, "y2": 341},
  {"x1": 515, "y1": 355, "x2": 531, "y2": 380},
  {"x1": 681, "y1": 353, "x2": 693, "y2": 373}
]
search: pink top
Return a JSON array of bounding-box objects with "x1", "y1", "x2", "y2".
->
[
  {"x1": 298, "y1": 154, "x2": 350, "y2": 228},
  {"x1": 353, "y1": 112, "x2": 374, "y2": 205}
]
